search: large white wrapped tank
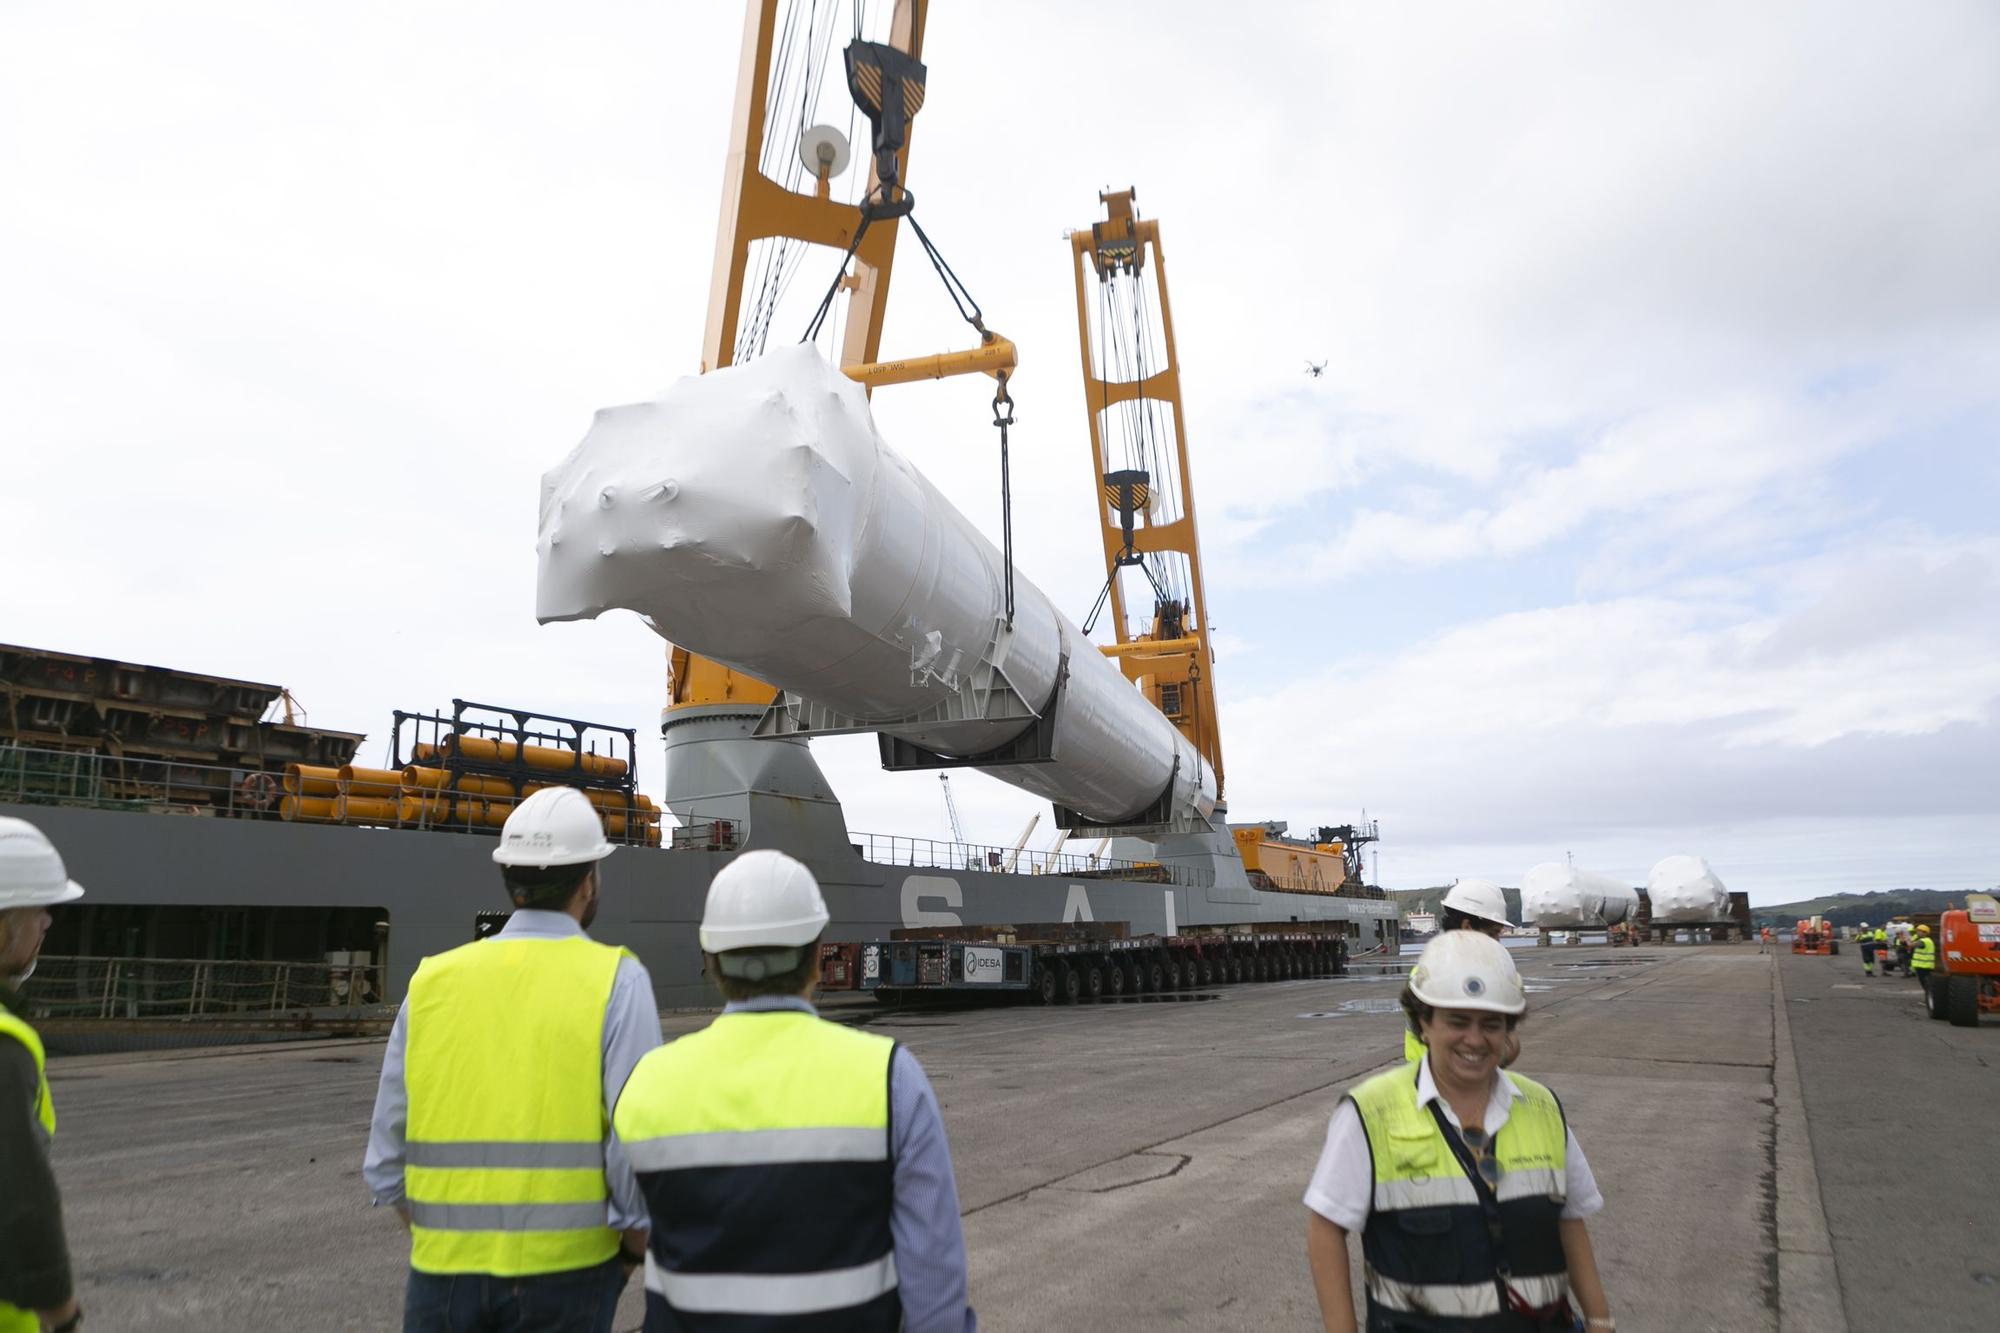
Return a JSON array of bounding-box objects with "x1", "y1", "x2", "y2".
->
[
  {"x1": 1646, "y1": 855, "x2": 1731, "y2": 922},
  {"x1": 1520, "y1": 863, "x2": 1639, "y2": 928},
  {"x1": 534, "y1": 345, "x2": 1215, "y2": 829}
]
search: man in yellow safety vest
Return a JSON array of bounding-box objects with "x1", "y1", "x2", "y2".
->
[
  {"x1": 1910, "y1": 924, "x2": 1937, "y2": 1001},
  {"x1": 364, "y1": 787, "x2": 663, "y2": 1332},
  {"x1": 614, "y1": 850, "x2": 976, "y2": 1331},
  {"x1": 0, "y1": 818, "x2": 85, "y2": 1333}
]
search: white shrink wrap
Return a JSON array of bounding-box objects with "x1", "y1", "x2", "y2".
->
[
  {"x1": 1646, "y1": 855, "x2": 1731, "y2": 922},
  {"x1": 1520, "y1": 862, "x2": 1639, "y2": 928},
  {"x1": 535, "y1": 345, "x2": 1216, "y2": 828}
]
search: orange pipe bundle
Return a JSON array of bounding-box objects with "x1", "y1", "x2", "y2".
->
[
  {"x1": 455, "y1": 797, "x2": 511, "y2": 829},
  {"x1": 402, "y1": 766, "x2": 449, "y2": 791},
  {"x1": 284, "y1": 764, "x2": 341, "y2": 797},
  {"x1": 456, "y1": 775, "x2": 520, "y2": 798},
  {"x1": 445, "y1": 735, "x2": 629, "y2": 778},
  {"x1": 336, "y1": 795, "x2": 399, "y2": 825},
  {"x1": 397, "y1": 794, "x2": 448, "y2": 825},
  {"x1": 412, "y1": 742, "x2": 440, "y2": 762},
  {"x1": 280, "y1": 795, "x2": 337, "y2": 822},
  {"x1": 339, "y1": 765, "x2": 404, "y2": 800}
]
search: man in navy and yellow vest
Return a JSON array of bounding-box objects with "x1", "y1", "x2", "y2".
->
[
  {"x1": 365, "y1": 787, "x2": 663, "y2": 1332},
  {"x1": 0, "y1": 817, "x2": 86, "y2": 1333},
  {"x1": 615, "y1": 850, "x2": 976, "y2": 1332},
  {"x1": 1307, "y1": 931, "x2": 1616, "y2": 1332}
]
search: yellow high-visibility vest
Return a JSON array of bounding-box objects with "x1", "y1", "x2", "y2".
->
[
  {"x1": 403, "y1": 935, "x2": 627, "y2": 1276},
  {"x1": 0, "y1": 1008, "x2": 56, "y2": 1333}
]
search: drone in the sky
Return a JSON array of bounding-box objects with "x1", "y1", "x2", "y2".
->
[{"x1": 1305, "y1": 360, "x2": 1327, "y2": 379}]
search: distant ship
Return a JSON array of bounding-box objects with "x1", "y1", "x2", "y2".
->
[{"x1": 1402, "y1": 909, "x2": 1438, "y2": 939}]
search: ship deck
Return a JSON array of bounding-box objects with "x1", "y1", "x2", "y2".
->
[{"x1": 42, "y1": 944, "x2": 1999, "y2": 1331}]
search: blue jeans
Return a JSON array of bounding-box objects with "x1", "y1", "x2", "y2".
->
[{"x1": 404, "y1": 1258, "x2": 626, "y2": 1333}]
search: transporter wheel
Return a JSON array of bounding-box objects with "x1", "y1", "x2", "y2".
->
[
  {"x1": 1948, "y1": 974, "x2": 1981, "y2": 1027},
  {"x1": 1104, "y1": 960, "x2": 1126, "y2": 998},
  {"x1": 1229, "y1": 957, "x2": 1244, "y2": 984},
  {"x1": 1926, "y1": 974, "x2": 1950, "y2": 1021},
  {"x1": 1082, "y1": 963, "x2": 1105, "y2": 1003},
  {"x1": 1198, "y1": 957, "x2": 1215, "y2": 987},
  {"x1": 1146, "y1": 959, "x2": 1167, "y2": 991},
  {"x1": 1256, "y1": 955, "x2": 1273, "y2": 982},
  {"x1": 1033, "y1": 966, "x2": 1059, "y2": 1006},
  {"x1": 1124, "y1": 960, "x2": 1145, "y2": 994},
  {"x1": 1057, "y1": 964, "x2": 1082, "y2": 1005}
]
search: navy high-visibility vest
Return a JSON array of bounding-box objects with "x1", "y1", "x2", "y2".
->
[
  {"x1": 1349, "y1": 1061, "x2": 1571, "y2": 1330},
  {"x1": 615, "y1": 1010, "x2": 899, "y2": 1332}
]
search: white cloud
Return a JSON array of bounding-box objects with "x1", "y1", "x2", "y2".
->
[{"x1": 3, "y1": 2, "x2": 1997, "y2": 908}]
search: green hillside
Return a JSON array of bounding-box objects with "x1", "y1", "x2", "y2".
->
[{"x1": 1747, "y1": 888, "x2": 1985, "y2": 930}]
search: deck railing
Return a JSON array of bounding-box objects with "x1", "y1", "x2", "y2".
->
[{"x1": 21, "y1": 955, "x2": 384, "y2": 1020}]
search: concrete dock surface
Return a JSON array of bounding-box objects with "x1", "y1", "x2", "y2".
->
[{"x1": 40, "y1": 944, "x2": 1999, "y2": 1331}]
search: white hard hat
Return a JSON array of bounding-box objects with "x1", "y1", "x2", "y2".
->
[
  {"x1": 1409, "y1": 930, "x2": 1525, "y2": 1015},
  {"x1": 1858, "y1": 921, "x2": 1870, "y2": 929},
  {"x1": 491, "y1": 787, "x2": 615, "y2": 868},
  {"x1": 0, "y1": 817, "x2": 86, "y2": 909},
  {"x1": 700, "y1": 850, "x2": 829, "y2": 953},
  {"x1": 1441, "y1": 878, "x2": 1511, "y2": 928}
]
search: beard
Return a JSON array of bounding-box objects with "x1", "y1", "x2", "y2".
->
[{"x1": 580, "y1": 888, "x2": 599, "y2": 931}]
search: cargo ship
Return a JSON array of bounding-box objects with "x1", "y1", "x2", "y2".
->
[
  {"x1": 2, "y1": 642, "x2": 1393, "y2": 1009},
  {"x1": 8, "y1": 5, "x2": 1403, "y2": 1014}
]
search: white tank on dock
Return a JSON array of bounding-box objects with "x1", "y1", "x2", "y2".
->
[
  {"x1": 1521, "y1": 862, "x2": 1638, "y2": 928},
  {"x1": 533, "y1": 345, "x2": 1215, "y2": 830},
  {"x1": 1646, "y1": 855, "x2": 1730, "y2": 922}
]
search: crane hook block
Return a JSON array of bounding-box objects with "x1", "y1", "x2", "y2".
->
[{"x1": 844, "y1": 41, "x2": 927, "y2": 200}]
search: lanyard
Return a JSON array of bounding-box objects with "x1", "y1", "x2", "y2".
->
[{"x1": 1424, "y1": 1102, "x2": 1573, "y2": 1326}]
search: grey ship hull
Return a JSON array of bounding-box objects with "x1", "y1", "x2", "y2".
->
[{"x1": 10, "y1": 800, "x2": 1393, "y2": 1008}]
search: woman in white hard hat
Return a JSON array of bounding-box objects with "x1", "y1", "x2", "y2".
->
[
  {"x1": 0, "y1": 817, "x2": 86, "y2": 1333},
  {"x1": 1404, "y1": 879, "x2": 1519, "y2": 1067},
  {"x1": 1306, "y1": 931, "x2": 1613, "y2": 1333}
]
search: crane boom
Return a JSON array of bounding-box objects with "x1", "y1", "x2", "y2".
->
[
  {"x1": 1068, "y1": 189, "x2": 1225, "y2": 798},
  {"x1": 939, "y1": 773, "x2": 967, "y2": 845},
  {"x1": 670, "y1": 0, "x2": 931, "y2": 716}
]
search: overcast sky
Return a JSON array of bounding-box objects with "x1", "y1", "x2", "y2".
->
[{"x1": 5, "y1": 1, "x2": 1996, "y2": 905}]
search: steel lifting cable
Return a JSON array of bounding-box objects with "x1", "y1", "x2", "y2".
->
[{"x1": 796, "y1": 138, "x2": 1020, "y2": 627}]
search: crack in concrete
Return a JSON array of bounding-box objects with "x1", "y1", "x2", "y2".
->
[{"x1": 1052, "y1": 1151, "x2": 1193, "y2": 1194}]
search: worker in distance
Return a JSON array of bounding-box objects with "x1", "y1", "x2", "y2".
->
[
  {"x1": 1405, "y1": 879, "x2": 1520, "y2": 1069},
  {"x1": 1306, "y1": 930, "x2": 1615, "y2": 1333},
  {"x1": 0, "y1": 818, "x2": 86, "y2": 1333},
  {"x1": 614, "y1": 849, "x2": 977, "y2": 1332},
  {"x1": 364, "y1": 787, "x2": 664, "y2": 1332}
]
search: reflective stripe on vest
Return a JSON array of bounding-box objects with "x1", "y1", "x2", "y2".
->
[
  {"x1": 614, "y1": 1010, "x2": 898, "y2": 1330},
  {"x1": 0, "y1": 1011, "x2": 54, "y2": 1333},
  {"x1": 1350, "y1": 1061, "x2": 1570, "y2": 1324},
  {"x1": 403, "y1": 934, "x2": 626, "y2": 1277}
]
